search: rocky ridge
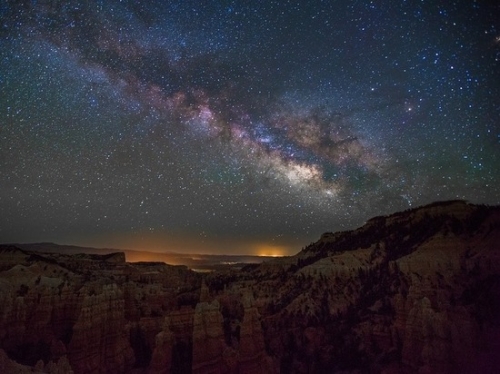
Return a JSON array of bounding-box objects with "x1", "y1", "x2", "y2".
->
[{"x1": 0, "y1": 200, "x2": 499, "y2": 373}]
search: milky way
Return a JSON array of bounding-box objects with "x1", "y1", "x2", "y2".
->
[{"x1": 1, "y1": 1, "x2": 499, "y2": 254}]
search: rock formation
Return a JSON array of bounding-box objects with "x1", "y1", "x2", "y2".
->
[
  {"x1": 0, "y1": 200, "x2": 499, "y2": 373},
  {"x1": 206, "y1": 200, "x2": 500, "y2": 373},
  {"x1": 238, "y1": 290, "x2": 273, "y2": 374},
  {"x1": 192, "y1": 300, "x2": 226, "y2": 373},
  {"x1": 0, "y1": 247, "x2": 201, "y2": 373}
]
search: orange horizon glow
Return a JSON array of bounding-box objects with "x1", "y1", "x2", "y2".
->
[
  {"x1": 254, "y1": 244, "x2": 288, "y2": 257},
  {"x1": 68, "y1": 231, "x2": 298, "y2": 257}
]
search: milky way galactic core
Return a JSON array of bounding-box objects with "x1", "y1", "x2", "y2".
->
[{"x1": 1, "y1": 1, "x2": 499, "y2": 254}]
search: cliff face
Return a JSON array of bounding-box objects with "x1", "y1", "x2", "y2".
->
[
  {"x1": 1, "y1": 200, "x2": 499, "y2": 373},
  {"x1": 206, "y1": 200, "x2": 500, "y2": 373},
  {"x1": 0, "y1": 246, "x2": 276, "y2": 374},
  {"x1": 67, "y1": 284, "x2": 134, "y2": 374},
  {"x1": 0, "y1": 248, "x2": 201, "y2": 374},
  {"x1": 192, "y1": 300, "x2": 226, "y2": 373}
]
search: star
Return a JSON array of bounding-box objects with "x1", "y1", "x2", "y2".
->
[{"x1": 0, "y1": 0, "x2": 498, "y2": 254}]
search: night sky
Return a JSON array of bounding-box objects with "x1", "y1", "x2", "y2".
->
[{"x1": 1, "y1": 1, "x2": 499, "y2": 255}]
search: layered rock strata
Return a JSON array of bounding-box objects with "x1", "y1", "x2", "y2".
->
[{"x1": 0, "y1": 200, "x2": 499, "y2": 373}]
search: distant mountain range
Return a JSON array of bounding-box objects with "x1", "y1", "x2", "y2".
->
[
  {"x1": 1, "y1": 200, "x2": 499, "y2": 373},
  {"x1": 6, "y1": 242, "x2": 277, "y2": 272}
]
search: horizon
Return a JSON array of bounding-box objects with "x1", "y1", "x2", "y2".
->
[
  {"x1": 5, "y1": 199, "x2": 490, "y2": 259},
  {"x1": 1, "y1": 183, "x2": 499, "y2": 372},
  {"x1": 5, "y1": 240, "x2": 290, "y2": 258},
  {"x1": 1, "y1": 1, "x2": 499, "y2": 255},
  {"x1": 5, "y1": 234, "x2": 300, "y2": 257}
]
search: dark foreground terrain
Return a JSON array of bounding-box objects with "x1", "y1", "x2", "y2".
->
[{"x1": 1, "y1": 200, "x2": 499, "y2": 373}]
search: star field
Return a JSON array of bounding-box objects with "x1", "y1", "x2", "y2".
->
[{"x1": 1, "y1": 1, "x2": 499, "y2": 255}]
